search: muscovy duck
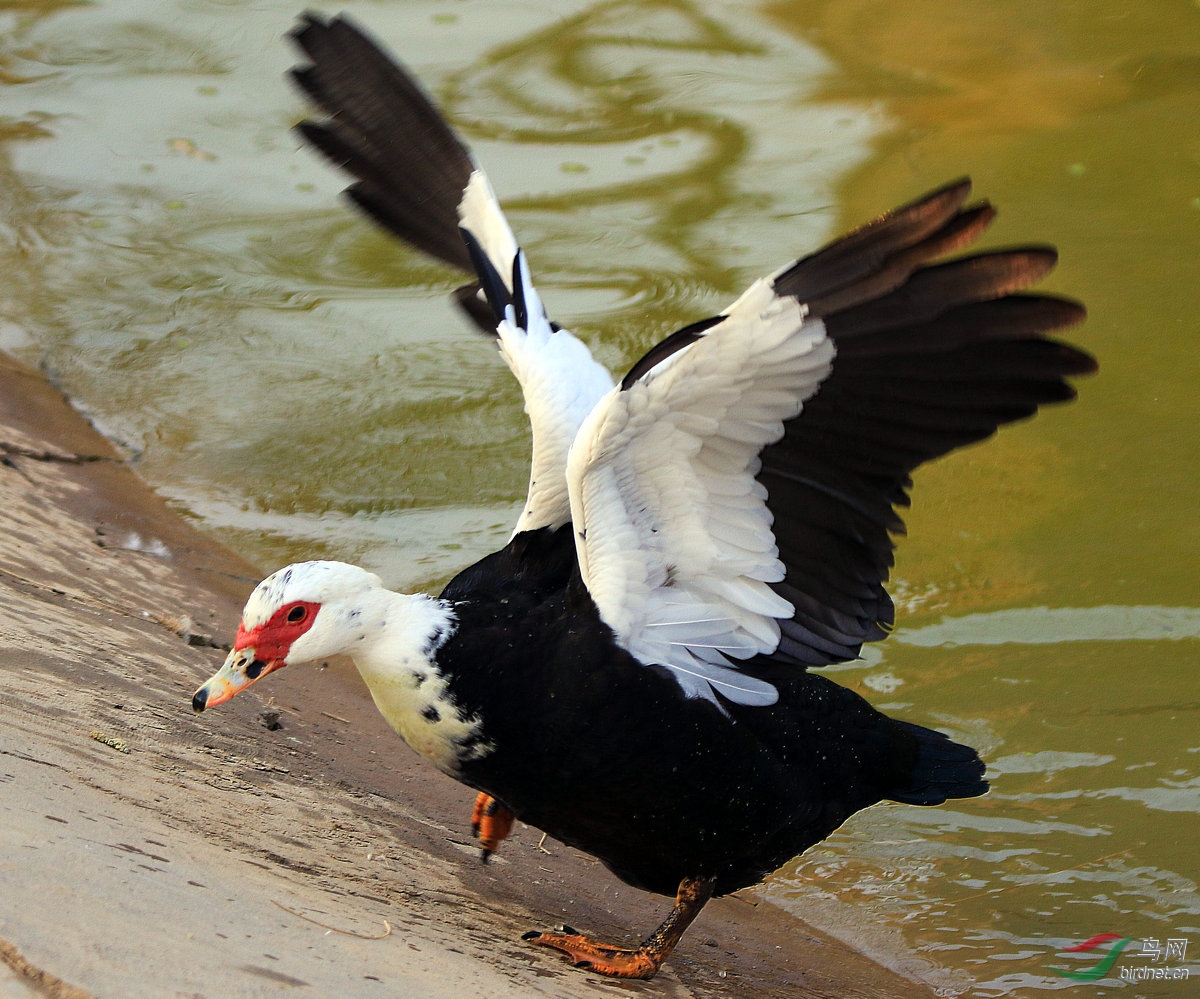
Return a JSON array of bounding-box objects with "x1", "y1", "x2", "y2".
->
[{"x1": 192, "y1": 13, "x2": 1094, "y2": 980}]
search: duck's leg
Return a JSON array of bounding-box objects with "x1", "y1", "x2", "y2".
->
[
  {"x1": 523, "y1": 875, "x2": 715, "y2": 979},
  {"x1": 470, "y1": 792, "x2": 515, "y2": 862}
]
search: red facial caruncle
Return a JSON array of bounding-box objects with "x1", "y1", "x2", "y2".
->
[{"x1": 234, "y1": 600, "x2": 322, "y2": 662}]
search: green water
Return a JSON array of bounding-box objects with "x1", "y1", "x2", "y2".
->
[{"x1": 4, "y1": 1, "x2": 1198, "y2": 994}]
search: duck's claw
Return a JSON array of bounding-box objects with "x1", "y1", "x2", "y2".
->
[
  {"x1": 522, "y1": 875, "x2": 716, "y2": 980},
  {"x1": 470, "y1": 792, "x2": 515, "y2": 863},
  {"x1": 522, "y1": 929, "x2": 663, "y2": 979}
]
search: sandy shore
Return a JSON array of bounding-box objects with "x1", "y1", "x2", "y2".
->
[{"x1": 0, "y1": 347, "x2": 934, "y2": 998}]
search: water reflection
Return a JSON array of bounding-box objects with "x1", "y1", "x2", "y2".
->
[{"x1": 899, "y1": 605, "x2": 1200, "y2": 647}]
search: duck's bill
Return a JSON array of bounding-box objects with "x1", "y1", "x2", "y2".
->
[{"x1": 192, "y1": 647, "x2": 282, "y2": 712}]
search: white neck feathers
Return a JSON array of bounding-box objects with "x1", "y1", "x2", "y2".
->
[{"x1": 340, "y1": 590, "x2": 490, "y2": 775}]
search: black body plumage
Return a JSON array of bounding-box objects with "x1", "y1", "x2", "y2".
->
[{"x1": 438, "y1": 527, "x2": 985, "y2": 897}]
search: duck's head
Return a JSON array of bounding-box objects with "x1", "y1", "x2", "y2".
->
[{"x1": 192, "y1": 560, "x2": 382, "y2": 712}]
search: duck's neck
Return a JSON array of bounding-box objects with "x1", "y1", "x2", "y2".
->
[{"x1": 347, "y1": 590, "x2": 489, "y2": 775}]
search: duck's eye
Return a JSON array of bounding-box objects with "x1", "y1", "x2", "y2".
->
[{"x1": 286, "y1": 604, "x2": 308, "y2": 624}]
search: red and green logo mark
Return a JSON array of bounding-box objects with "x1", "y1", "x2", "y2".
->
[{"x1": 1049, "y1": 933, "x2": 1134, "y2": 981}]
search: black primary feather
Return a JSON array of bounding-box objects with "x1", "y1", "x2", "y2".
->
[{"x1": 290, "y1": 12, "x2": 492, "y2": 330}]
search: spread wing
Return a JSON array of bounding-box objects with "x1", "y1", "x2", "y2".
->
[
  {"x1": 289, "y1": 13, "x2": 613, "y2": 534},
  {"x1": 566, "y1": 181, "x2": 1094, "y2": 706}
]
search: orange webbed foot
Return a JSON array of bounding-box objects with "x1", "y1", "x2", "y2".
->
[
  {"x1": 522, "y1": 928, "x2": 663, "y2": 979},
  {"x1": 522, "y1": 875, "x2": 715, "y2": 980},
  {"x1": 470, "y1": 792, "x2": 515, "y2": 863}
]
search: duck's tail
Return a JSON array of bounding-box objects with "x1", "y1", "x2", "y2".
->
[{"x1": 888, "y1": 721, "x2": 989, "y2": 806}]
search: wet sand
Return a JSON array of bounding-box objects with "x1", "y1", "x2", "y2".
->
[{"x1": 0, "y1": 347, "x2": 934, "y2": 997}]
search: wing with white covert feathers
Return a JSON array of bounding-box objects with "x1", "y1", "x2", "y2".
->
[
  {"x1": 462, "y1": 236, "x2": 616, "y2": 535},
  {"x1": 568, "y1": 279, "x2": 830, "y2": 707},
  {"x1": 569, "y1": 181, "x2": 1094, "y2": 706},
  {"x1": 290, "y1": 13, "x2": 614, "y2": 533}
]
